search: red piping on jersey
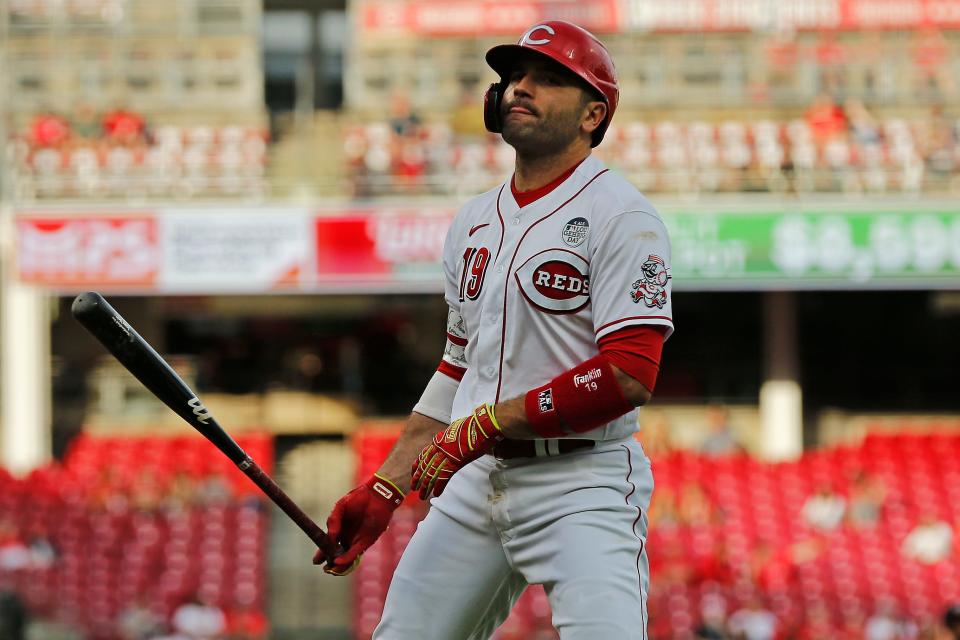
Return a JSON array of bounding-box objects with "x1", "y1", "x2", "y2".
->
[
  {"x1": 495, "y1": 169, "x2": 609, "y2": 402},
  {"x1": 597, "y1": 315, "x2": 673, "y2": 335},
  {"x1": 494, "y1": 185, "x2": 506, "y2": 261},
  {"x1": 621, "y1": 443, "x2": 648, "y2": 640}
]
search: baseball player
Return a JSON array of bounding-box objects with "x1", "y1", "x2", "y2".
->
[{"x1": 313, "y1": 20, "x2": 674, "y2": 639}]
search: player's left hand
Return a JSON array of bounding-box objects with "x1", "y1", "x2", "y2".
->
[{"x1": 411, "y1": 403, "x2": 504, "y2": 499}]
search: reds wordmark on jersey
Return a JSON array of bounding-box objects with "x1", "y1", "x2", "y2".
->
[{"x1": 442, "y1": 156, "x2": 674, "y2": 438}]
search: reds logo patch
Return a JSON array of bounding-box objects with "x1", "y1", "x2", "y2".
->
[
  {"x1": 631, "y1": 255, "x2": 671, "y2": 309},
  {"x1": 515, "y1": 249, "x2": 590, "y2": 314}
]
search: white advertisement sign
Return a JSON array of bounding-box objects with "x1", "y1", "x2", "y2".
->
[{"x1": 157, "y1": 209, "x2": 313, "y2": 292}]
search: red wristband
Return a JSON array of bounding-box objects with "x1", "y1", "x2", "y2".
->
[{"x1": 524, "y1": 355, "x2": 634, "y2": 437}]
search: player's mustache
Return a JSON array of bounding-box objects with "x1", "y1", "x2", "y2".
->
[{"x1": 502, "y1": 100, "x2": 539, "y2": 117}]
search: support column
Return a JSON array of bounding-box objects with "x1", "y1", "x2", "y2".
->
[
  {"x1": 759, "y1": 291, "x2": 803, "y2": 460},
  {"x1": 1, "y1": 213, "x2": 51, "y2": 474}
]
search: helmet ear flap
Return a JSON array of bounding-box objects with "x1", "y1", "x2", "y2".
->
[{"x1": 483, "y1": 82, "x2": 503, "y2": 134}]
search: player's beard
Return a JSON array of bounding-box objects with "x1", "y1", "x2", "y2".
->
[{"x1": 501, "y1": 101, "x2": 583, "y2": 159}]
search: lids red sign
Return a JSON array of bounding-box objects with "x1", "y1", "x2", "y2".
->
[
  {"x1": 16, "y1": 216, "x2": 159, "y2": 287},
  {"x1": 314, "y1": 212, "x2": 452, "y2": 279}
]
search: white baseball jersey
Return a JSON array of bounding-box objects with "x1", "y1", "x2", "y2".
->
[
  {"x1": 374, "y1": 155, "x2": 671, "y2": 640},
  {"x1": 443, "y1": 154, "x2": 674, "y2": 436}
]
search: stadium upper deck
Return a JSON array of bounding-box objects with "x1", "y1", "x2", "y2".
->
[{"x1": 2, "y1": 0, "x2": 959, "y2": 201}]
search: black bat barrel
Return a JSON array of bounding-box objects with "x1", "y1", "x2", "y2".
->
[{"x1": 71, "y1": 292, "x2": 248, "y2": 466}]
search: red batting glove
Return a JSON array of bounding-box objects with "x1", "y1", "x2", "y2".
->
[
  {"x1": 411, "y1": 403, "x2": 503, "y2": 499},
  {"x1": 312, "y1": 473, "x2": 405, "y2": 576}
]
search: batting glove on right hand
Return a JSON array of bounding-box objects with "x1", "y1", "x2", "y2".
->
[
  {"x1": 411, "y1": 403, "x2": 503, "y2": 499},
  {"x1": 313, "y1": 473, "x2": 405, "y2": 576}
]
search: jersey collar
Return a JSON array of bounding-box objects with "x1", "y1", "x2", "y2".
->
[{"x1": 511, "y1": 157, "x2": 588, "y2": 208}]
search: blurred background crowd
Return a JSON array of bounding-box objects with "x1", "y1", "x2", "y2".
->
[{"x1": 1, "y1": 0, "x2": 960, "y2": 638}]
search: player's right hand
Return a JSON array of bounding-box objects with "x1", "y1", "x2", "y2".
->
[
  {"x1": 313, "y1": 473, "x2": 405, "y2": 576},
  {"x1": 411, "y1": 403, "x2": 503, "y2": 499}
]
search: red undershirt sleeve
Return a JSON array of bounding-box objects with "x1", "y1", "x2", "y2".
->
[{"x1": 597, "y1": 325, "x2": 666, "y2": 392}]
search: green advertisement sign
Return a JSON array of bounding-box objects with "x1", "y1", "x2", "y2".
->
[{"x1": 664, "y1": 211, "x2": 960, "y2": 289}]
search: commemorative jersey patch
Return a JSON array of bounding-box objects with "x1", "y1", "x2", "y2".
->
[
  {"x1": 562, "y1": 217, "x2": 589, "y2": 247},
  {"x1": 515, "y1": 248, "x2": 590, "y2": 314},
  {"x1": 630, "y1": 254, "x2": 671, "y2": 309}
]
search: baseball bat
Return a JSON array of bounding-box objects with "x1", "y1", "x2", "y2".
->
[{"x1": 71, "y1": 291, "x2": 337, "y2": 558}]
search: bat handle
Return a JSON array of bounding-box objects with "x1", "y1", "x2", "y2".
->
[{"x1": 239, "y1": 457, "x2": 340, "y2": 559}]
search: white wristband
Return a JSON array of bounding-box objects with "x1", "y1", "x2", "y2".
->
[{"x1": 412, "y1": 370, "x2": 461, "y2": 424}]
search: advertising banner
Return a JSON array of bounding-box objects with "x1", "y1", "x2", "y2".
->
[
  {"x1": 666, "y1": 210, "x2": 960, "y2": 289},
  {"x1": 314, "y1": 210, "x2": 454, "y2": 286},
  {"x1": 360, "y1": 0, "x2": 622, "y2": 35},
  {"x1": 14, "y1": 207, "x2": 960, "y2": 292},
  {"x1": 157, "y1": 210, "x2": 313, "y2": 292},
  {"x1": 621, "y1": 0, "x2": 960, "y2": 32},
  {"x1": 16, "y1": 216, "x2": 159, "y2": 287}
]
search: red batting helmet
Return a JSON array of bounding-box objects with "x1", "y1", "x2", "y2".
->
[{"x1": 484, "y1": 20, "x2": 619, "y2": 147}]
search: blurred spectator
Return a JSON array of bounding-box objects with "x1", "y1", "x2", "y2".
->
[
  {"x1": 700, "y1": 404, "x2": 743, "y2": 457},
  {"x1": 225, "y1": 604, "x2": 268, "y2": 640},
  {"x1": 944, "y1": 603, "x2": 960, "y2": 640},
  {"x1": 387, "y1": 90, "x2": 420, "y2": 137},
  {"x1": 196, "y1": 475, "x2": 232, "y2": 505},
  {"x1": 902, "y1": 514, "x2": 954, "y2": 564},
  {"x1": 72, "y1": 103, "x2": 101, "y2": 139},
  {"x1": 637, "y1": 410, "x2": 674, "y2": 458},
  {"x1": 164, "y1": 472, "x2": 198, "y2": 513},
  {"x1": 29, "y1": 111, "x2": 71, "y2": 147},
  {"x1": 801, "y1": 484, "x2": 846, "y2": 531},
  {"x1": 690, "y1": 540, "x2": 734, "y2": 586},
  {"x1": 844, "y1": 98, "x2": 881, "y2": 146},
  {"x1": 694, "y1": 593, "x2": 728, "y2": 639},
  {"x1": 795, "y1": 600, "x2": 833, "y2": 640},
  {"x1": 678, "y1": 482, "x2": 718, "y2": 526},
  {"x1": 102, "y1": 107, "x2": 147, "y2": 145},
  {"x1": 450, "y1": 85, "x2": 484, "y2": 137},
  {"x1": 171, "y1": 594, "x2": 226, "y2": 640},
  {"x1": 648, "y1": 486, "x2": 681, "y2": 530},
  {"x1": 0, "y1": 589, "x2": 26, "y2": 640},
  {"x1": 132, "y1": 470, "x2": 165, "y2": 512},
  {"x1": 805, "y1": 94, "x2": 847, "y2": 147},
  {"x1": 865, "y1": 599, "x2": 901, "y2": 640},
  {"x1": 728, "y1": 594, "x2": 777, "y2": 640},
  {"x1": 24, "y1": 524, "x2": 56, "y2": 569},
  {"x1": 925, "y1": 105, "x2": 958, "y2": 178},
  {"x1": 749, "y1": 538, "x2": 822, "y2": 595},
  {"x1": 847, "y1": 469, "x2": 886, "y2": 527},
  {"x1": 839, "y1": 608, "x2": 867, "y2": 639},
  {"x1": 118, "y1": 596, "x2": 164, "y2": 640},
  {"x1": 0, "y1": 520, "x2": 31, "y2": 572}
]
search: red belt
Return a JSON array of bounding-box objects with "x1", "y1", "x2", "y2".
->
[{"x1": 493, "y1": 438, "x2": 595, "y2": 460}]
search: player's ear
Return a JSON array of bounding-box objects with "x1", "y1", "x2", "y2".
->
[{"x1": 581, "y1": 100, "x2": 607, "y2": 137}]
